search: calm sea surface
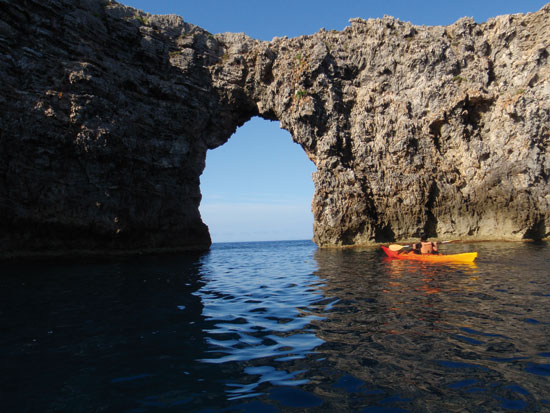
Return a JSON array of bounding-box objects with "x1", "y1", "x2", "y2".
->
[{"x1": 1, "y1": 240, "x2": 550, "y2": 412}]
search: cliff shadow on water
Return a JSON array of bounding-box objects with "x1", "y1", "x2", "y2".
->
[{"x1": 0, "y1": 252, "x2": 238, "y2": 411}]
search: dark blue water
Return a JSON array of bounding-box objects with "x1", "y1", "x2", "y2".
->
[{"x1": 1, "y1": 240, "x2": 550, "y2": 412}]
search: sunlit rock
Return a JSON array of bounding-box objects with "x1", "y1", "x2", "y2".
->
[{"x1": 1, "y1": 0, "x2": 549, "y2": 256}]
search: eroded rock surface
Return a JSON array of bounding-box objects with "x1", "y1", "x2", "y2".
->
[{"x1": 1, "y1": 0, "x2": 549, "y2": 256}]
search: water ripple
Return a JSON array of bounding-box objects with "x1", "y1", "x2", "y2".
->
[
  {"x1": 4, "y1": 240, "x2": 550, "y2": 411},
  {"x1": 196, "y1": 241, "x2": 327, "y2": 396}
]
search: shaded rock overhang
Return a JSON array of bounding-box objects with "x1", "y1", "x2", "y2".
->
[{"x1": 0, "y1": 0, "x2": 549, "y2": 258}]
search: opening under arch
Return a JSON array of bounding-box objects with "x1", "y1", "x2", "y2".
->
[{"x1": 199, "y1": 117, "x2": 317, "y2": 243}]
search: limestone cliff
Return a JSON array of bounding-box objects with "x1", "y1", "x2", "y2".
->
[{"x1": 1, "y1": 0, "x2": 549, "y2": 256}]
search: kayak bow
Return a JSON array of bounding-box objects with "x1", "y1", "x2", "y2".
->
[{"x1": 381, "y1": 246, "x2": 477, "y2": 263}]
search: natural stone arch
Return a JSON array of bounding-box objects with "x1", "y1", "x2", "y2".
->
[
  {"x1": 0, "y1": 1, "x2": 549, "y2": 258},
  {"x1": 209, "y1": 12, "x2": 550, "y2": 247}
]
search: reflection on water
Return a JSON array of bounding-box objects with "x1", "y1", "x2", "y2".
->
[
  {"x1": 309, "y1": 242, "x2": 550, "y2": 411},
  {"x1": 1, "y1": 241, "x2": 550, "y2": 411},
  {"x1": 195, "y1": 241, "x2": 550, "y2": 411},
  {"x1": 196, "y1": 241, "x2": 326, "y2": 400}
]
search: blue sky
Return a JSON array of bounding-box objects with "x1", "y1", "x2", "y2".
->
[{"x1": 123, "y1": 0, "x2": 547, "y2": 243}]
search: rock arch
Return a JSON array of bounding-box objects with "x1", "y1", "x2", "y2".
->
[{"x1": 1, "y1": 0, "x2": 549, "y2": 257}]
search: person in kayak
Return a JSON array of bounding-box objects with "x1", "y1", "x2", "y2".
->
[{"x1": 413, "y1": 235, "x2": 439, "y2": 254}]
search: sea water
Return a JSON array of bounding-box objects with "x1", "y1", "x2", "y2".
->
[{"x1": 1, "y1": 240, "x2": 550, "y2": 411}]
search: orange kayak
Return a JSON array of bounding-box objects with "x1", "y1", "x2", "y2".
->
[{"x1": 381, "y1": 246, "x2": 477, "y2": 263}]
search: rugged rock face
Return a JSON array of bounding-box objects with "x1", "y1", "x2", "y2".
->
[{"x1": 1, "y1": 0, "x2": 549, "y2": 256}]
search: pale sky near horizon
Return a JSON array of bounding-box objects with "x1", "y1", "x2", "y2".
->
[{"x1": 123, "y1": 0, "x2": 548, "y2": 243}]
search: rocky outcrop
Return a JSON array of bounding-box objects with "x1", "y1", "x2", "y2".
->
[{"x1": 1, "y1": 0, "x2": 549, "y2": 256}]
